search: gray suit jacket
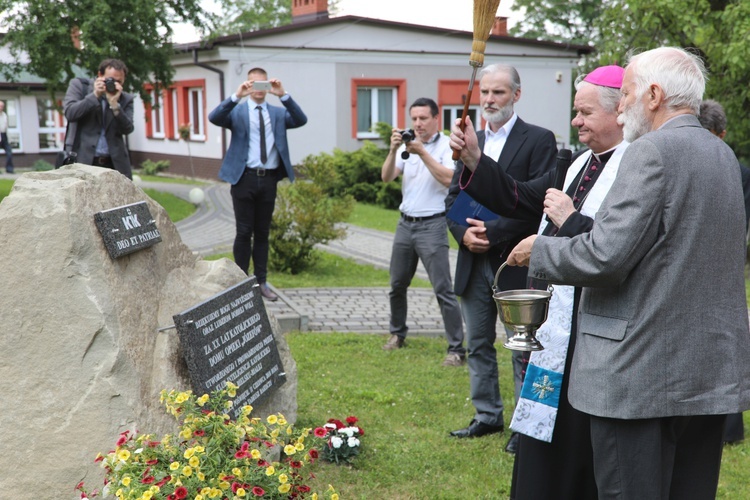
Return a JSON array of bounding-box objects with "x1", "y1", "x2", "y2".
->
[
  {"x1": 530, "y1": 114, "x2": 750, "y2": 419},
  {"x1": 63, "y1": 78, "x2": 135, "y2": 179}
]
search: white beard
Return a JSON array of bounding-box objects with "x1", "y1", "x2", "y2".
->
[
  {"x1": 482, "y1": 103, "x2": 513, "y2": 126},
  {"x1": 617, "y1": 101, "x2": 651, "y2": 143}
]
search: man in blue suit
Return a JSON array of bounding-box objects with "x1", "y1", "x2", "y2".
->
[{"x1": 209, "y1": 67, "x2": 307, "y2": 300}]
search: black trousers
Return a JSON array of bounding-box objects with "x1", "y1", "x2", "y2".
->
[
  {"x1": 590, "y1": 413, "x2": 726, "y2": 500},
  {"x1": 230, "y1": 169, "x2": 278, "y2": 283}
]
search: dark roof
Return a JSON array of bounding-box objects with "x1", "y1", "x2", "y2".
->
[{"x1": 176, "y1": 15, "x2": 592, "y2": 55}]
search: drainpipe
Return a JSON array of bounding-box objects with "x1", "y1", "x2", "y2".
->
[{"x1": 192, "y1": 48, "x2": 226, "y2": 156}]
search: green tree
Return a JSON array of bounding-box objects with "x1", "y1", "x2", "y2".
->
[
  {"x1": 0, "y1": 0, "x2": 211, "y2": 100},
  {"x1": 509, "y1": 0, "x2": 604, "y2": 46},
  {"x1": 511, "y1": 0, "x2": 750, "y2": 158}
]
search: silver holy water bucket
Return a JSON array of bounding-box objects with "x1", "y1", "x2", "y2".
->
[{"x1": 492, "y1": 262, "x2": 553, "y2": 351}]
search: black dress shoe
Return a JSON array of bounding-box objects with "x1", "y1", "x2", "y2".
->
[
  {"x1": 505, "y1": 432, "x2": 520, "y2": 454},
  {"x1": 259, "y1": 284, "x2": 279, "y2": 301},
  {"x1": 450, "y1": 419, "x2": 504, "y2": 438}
]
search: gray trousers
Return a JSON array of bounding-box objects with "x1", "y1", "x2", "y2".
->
[
  {"x1": 460, "y1": 254, "x2": 524, "y2": 426},
  {"x1": 590, "y1": 414, "x2": 726, "y2": 500},
  {"x1": 389, "y1": 217, "x2": 465, "y2": 355}
]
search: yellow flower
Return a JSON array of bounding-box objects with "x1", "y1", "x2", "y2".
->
[
  {"x1": 236, "y1": 488, "x2": 246, "y2": 497},
  {"x1": 312, "y1": 494, "x2": 318, "y2": 500},
  {"x1": 265, "y1": 465, "x2": 275, "y2": 476},
  {"x1": 284, "y1": 444, "x2": 296, "y2": 456},
  {"x1": 286, "y1": 426, "x2": 293, "y2": 435},
  {"x1": 278, "y1": 473, "x2": 289, "y2": 484},
  {"x1": 121, "y1": 476, "x2": 131, "y2": 486},
  {"x1": 226, "y1": 382, "x2": 238, "y2": 397},
  {"x1": 195, "y1": 496, "x2": 203, "y2": 500},
  {"x1": 197, "y1": 471, "x2": 205, "y2": 481},
  {"x1": 189, "y1": 455, "x2": 200, "y2": 467},
  {"x1": 117, "y1": 449, "x2": 131, "y2": 462},
  {"x1": 201, "y1": 487, "x2": 211, "y2": 495},
  {"x1": 197, "y1": 394, "x2": 209, "y2": 406},
  {"x1": 175, "y1": 392, "x2": 190, "y2": 404},
  {"x1": 218, "y1": 480, "x2": 230, "y2": 490},
  {"x1": 331, "y1": 494, "x2": 339, "y2": 500},
  {"x1": 183, "y1": 465, "x2": 193, "y2": 476},
  {"x1": 142, "y1": 491, "x2": 153, "y2": 500},
  {"x1": 179, "y1": 428, "x2": 192, "y2": 439},
  {"x1": 278, "y1": 483, "x2": 291, "y2": 494},
  {"x1": 232, "y1": 467, "x2": 243, "y2": 477},
  {"x1": 184, "y1": 448, "x2": 195, "y2": 459},
  {"x1": 295, "y1": 442, "x2": 305, "y2": 451},
  {"x1": 251, "y1": 449, "x2": 261, "y2": 459},
  {"x1": 278, "y1": 415, "x2": 287, "y2": 425},
  {"x1": 266, "y1": 415, "x2": 278, "y2": 425},
  {"x1": 225, "y1": 400, "x2": 233, "y2": 409},
  {"x1": 271, "y1": 428, "x2": 280, "y2": 438},
  {"x1": 209, "y1": 488, "x2": 222, "y2": 498},
  {"x1": 242, "y1": 405, "x2": 253, "y2": 415},
  {"x1": 170, "y1": 461, "x2": 180, "y2": 471}
]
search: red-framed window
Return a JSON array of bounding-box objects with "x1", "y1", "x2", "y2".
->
[
  {"x1": 350, "y1": 78, "x2": 406, "y2": 139},
  {"x1": 143, "y1": 79, "x2": 206, "y2": 141}
]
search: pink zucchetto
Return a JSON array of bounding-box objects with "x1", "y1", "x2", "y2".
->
[{"x1": 583, "y1": 65, "x2": 625, "y2": 89}]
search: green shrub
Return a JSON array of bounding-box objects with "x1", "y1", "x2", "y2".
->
[
  {"x1": 140, "y1": 159, "x2": 170, "y2": 176},
  {"x1": 270, "y1": 155, "x2": 354, "y2": 274},
  {"x1": 33, "y1": 159, "x2": 54, "y2": 171}
]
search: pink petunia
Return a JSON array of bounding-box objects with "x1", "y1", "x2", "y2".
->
[{"x1": 252, "y1": 486, "x2": 265, "y2": 496}]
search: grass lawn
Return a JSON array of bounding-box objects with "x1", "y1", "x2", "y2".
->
[
  {"x1": 205, "y1": 250, "x2": 432, "y2": 288},
  {"x1": 288, "y1": 332, "x2": 750, "y2": 499},
  {"x1": 142, "y1": 188, "x2": 196, "y2": 223}
]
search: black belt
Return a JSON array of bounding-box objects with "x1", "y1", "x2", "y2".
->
[
  {"x1": 400, "y1": 211, "x2": 446, "y2": 222},
  {"x1": 245, "y1": 167, "x2": 276, "y2": 177},
  {"x1": 92, "y1": 156, "x2": 113, "y2": 167}
]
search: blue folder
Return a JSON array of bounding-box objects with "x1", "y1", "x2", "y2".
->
[{"x1": 447, "y1": 190, "x2": 500, "y2": 226}]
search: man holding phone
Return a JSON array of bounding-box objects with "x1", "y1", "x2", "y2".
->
[
  {"x1": 62, "y1": 58, "x2": 134, "y2": 178},
  {"x1": 209, "y1": 67, "x2": 307, "y2": 300}
]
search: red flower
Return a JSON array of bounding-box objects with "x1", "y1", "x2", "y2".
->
[
  {"x1": 345, "y1": 416, "x2": 358, "y2": 425},
  {"x1": 116, "y1": 435, "x2": 129, "y2": 446},
  {"x1": 193, "y1": 429, "x2": 205, "y2": 436},
  {"x1": 289, "y1": 460, "x2": 302, "y2": 469},
  {"x1": 240, "y1": 441, "x2": 250, "y2": 452},
  {"x1": 146, "y1": 459, "x2": 159, "y2": 465},
  {"x1": 252, "y1": 486, "x2": 265, "y2": 496},
  {"x1": 297, "y1": 485, "x2": 311, "y2": 493},
  {"x1": 167, "y1": 496, "x2": 177, "y2": 500},
  {"x1": 75, "y1": 482, "x2": 85, "y2": 491},
  {"x1": 94, "y1": 455, "x2": 104, "y2": 463},
  {"x1": 308, "y1": 449, "x2": 319, "y2": 459},
  {"x1": 257, "y1": 459, "x2": 269, "y2": 467},
  {"x1": 156, "y1": 476, "x2": 172, "y2": 487},
  {"x1": 147, "y1": 441, "x2": 161, "y2": 448},
  {"x1": 232, "y1": 482, "x2": 242, "y2": 493},
  {"x1": 235, "y1": 450, "x2": 248, "y2": 459},
  {"x1": 313, "y1": 427, "x2": 328, "y2": 437},
  {"x1": 141, "y1": 476, "x2": 155, "y2": 484},
  {"x1": 357, "y1": 427, "x2": 365, "y2": 436},
  {"x1": 174, "y1": 486, "x2": 188, "y2": 499},
  {"x1": 327, "y1": 418, "x2": 344, "y2": 429}
]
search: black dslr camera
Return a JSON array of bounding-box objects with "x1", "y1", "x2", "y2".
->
[
  {"x1": 400, "y1": 129, "x2": 416, "y2": 159},
  {"x1": 104, "y1": 77, "x2": 118, "y2": 94}
]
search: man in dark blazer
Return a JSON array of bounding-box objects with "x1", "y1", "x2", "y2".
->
[
  {"x1": 500, "y1": 47, "x2": 750, "y2": 499},
  {"x1": 447, "y1": 64, "x2": 557, "y2": 444},
  {"x1": 209, "y1": 67, "x2": 307, "y2": 300},
  {"x1": 63, "y1": 58, "x2": 135, "y2": 179}
]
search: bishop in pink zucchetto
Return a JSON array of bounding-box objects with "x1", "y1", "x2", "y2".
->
[{"x1": 583, "y1": 65, "x2": 625, "y2": 89}]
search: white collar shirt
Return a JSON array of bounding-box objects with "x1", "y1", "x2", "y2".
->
[{"x1": 483, "y1": 112, "x2": 518, "y2": 160}]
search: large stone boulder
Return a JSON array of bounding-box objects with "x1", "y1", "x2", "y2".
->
[{"x1": 0, "y1": 165, "x2": 297, "y2": 497}]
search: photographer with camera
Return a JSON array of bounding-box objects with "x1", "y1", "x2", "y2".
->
[
  {"x1": 380, "y1": 97, "x2": 465, "y2": 366},
  {"x1": 63, "y1": 58, "x2": 134, "y2": 178}
]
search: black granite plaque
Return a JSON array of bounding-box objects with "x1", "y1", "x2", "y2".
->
[
  {"x1": 173, "y1": 277, "x2": 286, "y2": 417},
  {"x1": 94, "y1": 201, "x2": 162, "y2": 259}
]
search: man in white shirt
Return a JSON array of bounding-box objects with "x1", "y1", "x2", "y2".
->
[{"x1": 381, "y1": 97, "x2": 465, "y2": 366}]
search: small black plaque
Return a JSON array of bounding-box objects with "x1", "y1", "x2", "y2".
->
[
  {"x1": 173, "y1": 277, "x2": 286, "y2": 416},
  {"x1": 94, "y1": 201, "x2": 162, "y2": 259}
]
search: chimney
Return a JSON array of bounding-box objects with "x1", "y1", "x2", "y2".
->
[
  {"x1": 292, "y1": 0, "x2": 329, "y2": 24},
  {"x1": 491, "y1": 16, "x2": 508, "y2": 37}
]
